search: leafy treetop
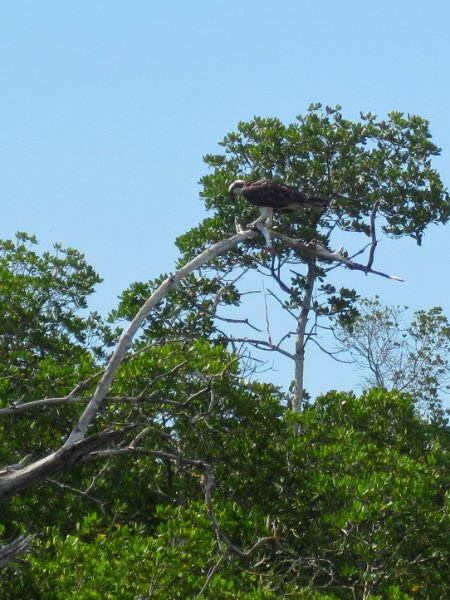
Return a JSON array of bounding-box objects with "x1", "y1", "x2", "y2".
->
[{"x1": 178, "y1": 104, "x2": 449, "y2": 262}]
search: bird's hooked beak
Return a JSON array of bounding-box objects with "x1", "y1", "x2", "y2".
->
[{"x1": 228, "y1": 180, "x2": 245, "y2": 200}]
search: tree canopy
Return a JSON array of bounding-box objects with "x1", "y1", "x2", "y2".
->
[
  {"x1": 335, "y1": 297, "x2": 450, "y2": 421},
  {"x1": 176, "y1": 104, "x2": 449, "y2": 409},
  {"x1": 1, "y1": 105, "x2": 450, "y2": 598}
]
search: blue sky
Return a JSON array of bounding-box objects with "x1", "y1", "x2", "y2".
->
[{"x1": 1, "y1": 1, "x2": 449, "y2": 398}]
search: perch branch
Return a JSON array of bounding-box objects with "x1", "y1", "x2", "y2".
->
[{"x1": 271, "y1": 231, "x2": 403, "y2": 281}]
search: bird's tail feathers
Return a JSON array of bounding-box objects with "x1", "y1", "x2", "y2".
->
[{"x1": 308, "y1": 196, "x2": 330, "y2": 210}]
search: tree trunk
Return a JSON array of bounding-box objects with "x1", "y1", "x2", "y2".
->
[{"x1": 292, "y1": 259, "x2": 316, "y2": 412}]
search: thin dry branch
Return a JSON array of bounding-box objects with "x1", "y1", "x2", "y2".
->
[
  {"x1": 65, "y1": 338, "x2": 167, "y2": 399},
  {"x1": 269, "y1": 263, "x2": 293, "y2": 296},
  {"x1": 195, "y1": 552, "x2": 226, "y2": 600},
  {"x1": 0, "y1": 394, "x2": 179, "y2": 416},
  {"x1": 89, "y1": 447, "x2": 210, "y2": 470},
  {"x1": 271, "y1": 231, "x2": 403, "y2": 281},
  {"x1": 221, "y1": 337, "x2": 295, "y2": 360},
  {"x1": 180, "y1": 287, "x2": 262, "y2": 333},
  {"x1": 47, "y1": 478, "x2": 104, "y2": 506},
  {"x1": 293, "y1": 259, "x2": 316, "y2": 412}
]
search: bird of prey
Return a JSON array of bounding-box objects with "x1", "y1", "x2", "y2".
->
[{"x1": 228, "y1": 179, "x2": 330, "y2": 227}]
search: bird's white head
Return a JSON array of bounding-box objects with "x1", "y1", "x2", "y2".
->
[{"x1": 228, "y1": 180, "x2": 246, "y2": 196}]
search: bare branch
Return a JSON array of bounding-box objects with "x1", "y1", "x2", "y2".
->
[
  {"x1": 269, "y1": 262, "x2": 294, "y2": 295},
  {"x1": 272, "y1": 231, "x2": 403, "y2": 281},
  {"x1": 266, "y1": 288, "x2": 298, "y2": 320},
  {"x1": 137, "y1": 359, "x2": 189, "y2": 398},
  {"x1": 0, "y1": 425, "x2": 136, "y2": 501},
  {"x1": 65, "y1": 229, "x2": 258, "y2": 446},
  {"x1": 47, "y1": 478, "x2": 104, "y2": 506},
  {"x1": 180, "y1": 287, "x2": 262, "y2": 333},
  {"x1": 0, "y1": 395, "x2": 179, "y2": 416},
  {"x1": 221, "y1": 337, "x2": 295, "y2": 360},
  {"x1": 89, "y1": 447, "x2": 211, "y2": 471},
  {"x1": 65, "y1": 338, "x2": 167, "y2": 400},
  {"x1": 308, "y1": 336, "x2": 354, "y2": 364},
  {"x1": 195, "y1": 552, "x2": 226, "y2": 600},
  {"x1": 211, "y1": 267, "x2": 250, "y2": 312},
  {"x1": 0, "y1": 534, "x2": 35, "y2": 570},
  {"x1": 261, "y1": 274, "x2": 273, "y2": 345}
]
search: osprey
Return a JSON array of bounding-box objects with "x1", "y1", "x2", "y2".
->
[{"x1": 228, "y1": 179, "x2": 329, "y2": 226}]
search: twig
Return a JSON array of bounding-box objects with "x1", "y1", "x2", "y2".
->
[
  {"x1": 66, "y1": 338, "x2": 167, "y2": 399},
  {"x1": 211, "y1": 268, "x2": 250, "y2": 312},
  {"x1": 180, "y1": 275, "x2": 263, "y2": 333},
  {"x1": 261, "y1": 274, "x2": 273, "y2": 345},
  {"x1": 47, "y1": 478, "x2": 104, "y2": 506},
  {"x1": 137, "y1": 359, "x2": 189, "y2": 398},
  {"x1": 221, "y1": 337, "x2": 295, "y2": 360},
  {"x1": 89, "y1": 447, "x2": 210, "y2": 470},
  {"x1": 195, "y1": 552, "x2": 226, "y2": 600},
  {"x1": 293, "y1": 259, "x2": 316, "y2": 412},
  {"x1": 308, "y1": 336, "x2": 354, "y2": 364},
  {"x1": 0, "y1": 395, "x2": 182, "y2": 416},
  {"x1": 84, "y1": 458, "x2": 112, "y2": 495},
  {"x1": 270, "y1": 263, "x2": 293, "y2": 295}
]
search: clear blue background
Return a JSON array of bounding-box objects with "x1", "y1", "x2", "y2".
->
[{"x1": 1, "y1": 1, "x2": 449, "y2": 398}]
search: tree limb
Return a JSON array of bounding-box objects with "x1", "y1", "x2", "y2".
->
[
  {"x1": 65, "y1": 229, "x2": 257, "y2": 446},
  {"x1": 0, "y1": 534, "x2": 35, "y2": 570},
  {"x1": 220, "y1": 337, "x2": 295, "y2": 360},
  {"x1": 271, "y1": 231, "x2": 403, "y2": 281},
  {"x1": 367, "y1": 199, "x2": 381, "y2": 270},
  {"x1": 0, "y1": 425, "x2": 136, "y2": 501},
  {"x1": 293, "y1": 259, "x2": 316, "y2": 412}
]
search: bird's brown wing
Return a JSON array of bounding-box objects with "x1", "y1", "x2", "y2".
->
[{"x1": 242, "y1": 181, "x2": 328, "y2": 211}]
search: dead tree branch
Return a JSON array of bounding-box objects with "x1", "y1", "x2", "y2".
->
[
  {"x1": 271, "y1": 230, "x2": 403, "y2": 281},
  {"x1": 65, "y1": 229, "x2": 257, "y2": 446},
  {"x1": 221, "y1": 337, "x2": 295, "y2": 360},
  {"x1": 0, "y1": 534, "x2": 35, "y2": 570},
  {"x1": 0, "y1": 425, "x2": 136, "y2": 501}
]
